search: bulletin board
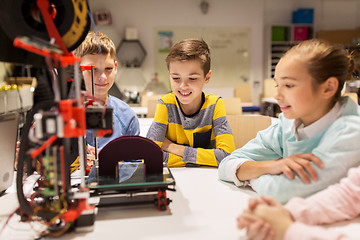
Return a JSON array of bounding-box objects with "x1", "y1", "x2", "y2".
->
[{"x1": 154, "y1": 27, "x2": 251, "y2": 90}]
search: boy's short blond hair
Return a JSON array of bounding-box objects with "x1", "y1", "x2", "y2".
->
[
  {"x1": 165, "y1": 39, "x2": 211, "y2": 76},
  {"x1": 73, "y1": 31, "x2": 116, "y2": 60}
]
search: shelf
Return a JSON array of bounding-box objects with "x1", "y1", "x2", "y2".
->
[
  {"x1": 271, "y1": 24, "x2": 313, "y2": 42},
  {"x1": 269, "y1": 24, "x2": 314, "y2": 78},
  {"x1": 116, "y1": 40, "x2": 147, "y2": 67}
]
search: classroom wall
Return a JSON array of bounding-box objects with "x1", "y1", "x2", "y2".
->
[
  {"x1": 1, "y1": 0, "x2": 358, "y2": 105},
  {"x1": 88, "y1": 0, "x2": 265, "y2": 103},
  {"x1": 89, "y1": 0, "x2": 360, "y2": 104}
]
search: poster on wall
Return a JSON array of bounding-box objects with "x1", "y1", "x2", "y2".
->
[
  {"x1": 158, "y1": 31, "x2": 173, "y2": 53},
  {"x1": 154, "y1": 27, "x2": 251, "y2": 90},
  {"x1": 93, "y1": 10, "x2": 112, "y2": 25}
]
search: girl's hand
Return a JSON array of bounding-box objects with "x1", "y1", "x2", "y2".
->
[
  {"x1": 239, "y1": 196, "x2": 293, "y2": 240},
  {"x1": 252, "y1": 199, "x2": 293, "y2": 240},
  {"x1": 238, "y1": 210, "x2": 275, "y2": 240},
  {"x1": 268, "y1": 153, "x2": 324, "y2": 184},
  {"x1": 237, "y1": 196, "x2": 278, "y2": 240}
]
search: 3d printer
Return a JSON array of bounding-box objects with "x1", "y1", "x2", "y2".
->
[{"x1": 0, "y1": 0, "x2": 174, "y2": 237}]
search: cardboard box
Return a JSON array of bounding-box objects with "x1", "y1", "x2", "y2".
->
[
  {"x1": 0, "y1": 77, "x2": 36, "y2": 113},
  {"x1": 0, "y1": 87, "x2": 34, "y2": 113},
  {"x1": 125, "y1": 28, "x2": 138, "y2": 40}
]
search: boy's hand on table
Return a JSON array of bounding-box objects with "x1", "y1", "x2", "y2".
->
[
  {"x1": 268, "y1": 153, "x2": 324, "y2": 184},
  {"x1": 161, "y1": 137, "x2": 171, "y2": 152},
  {"x1": 161, "y1": 137, "x2": 185, "y2": 157}
]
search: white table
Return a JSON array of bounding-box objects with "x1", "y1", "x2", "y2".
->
[
  {"x1": 0, "y1": 168, "x2": 255, "y2": 239},
  {"x1": 1, "y1": 118, "x2": 359, "y2": 239},
  {"x1": 1, "y1": 168, "x2": 360, "y2": 239},
  {"x1": 73, "y1": 168, "x2": 257, "y2": 240}
]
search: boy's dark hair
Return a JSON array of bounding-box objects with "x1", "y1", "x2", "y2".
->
[
  {"x1": 73, "y1": 31, "x2": 116, "y2": 60},
  {"x1": 165, "y1": 39, "x2": 211, "y2": 76}
]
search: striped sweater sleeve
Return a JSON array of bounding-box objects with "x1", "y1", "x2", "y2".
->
[
  {"x1": 146, "y1": 97, "x2": 185, "y2": 167},
  {"x1": 146, "y1": 98, "x2": 168, "y2": 153}
]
